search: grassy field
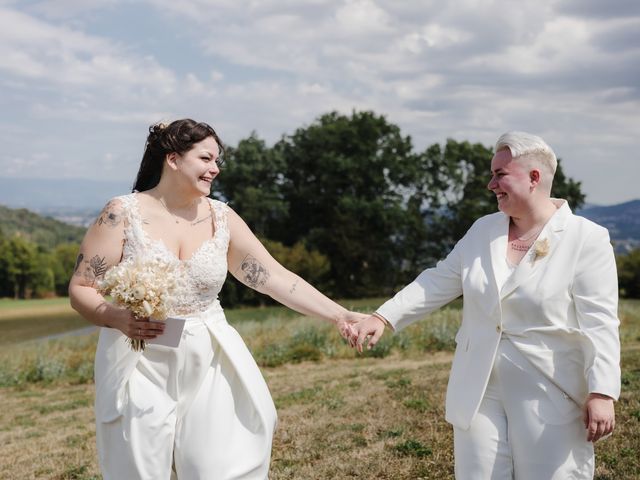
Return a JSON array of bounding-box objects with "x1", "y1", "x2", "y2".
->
[{"x1": 0, "y1": 299, "x2": 638, "y2": 479}]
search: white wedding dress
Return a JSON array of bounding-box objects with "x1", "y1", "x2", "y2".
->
[{"x1": 94, "y1": 194, "x2": 277, "y2": 480}]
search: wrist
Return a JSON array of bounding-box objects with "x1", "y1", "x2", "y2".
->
[
  {"x1": 588, "y1": 392, "x2": 614, "y2": 401},
  {"x1": 371, "y1": 312, "x2": 389, "y2": 326},
  {"x1": 333, "y1": 307, "x2": 350, "y2": 325}
]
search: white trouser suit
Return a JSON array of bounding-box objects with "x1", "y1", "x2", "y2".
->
[
  {"x1": 451, "y1": 257, "x2": 594, "y2": 479},
  {"x1": 376, "y1": 202, "x2": 621, "y2": 480},
  {"x1": 94, "y1": 303, "x2": 277, "y2": 479}
]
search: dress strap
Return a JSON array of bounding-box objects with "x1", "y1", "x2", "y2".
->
[{"x1": 208, "y1": 198, "x2": 229, "y2": 234}]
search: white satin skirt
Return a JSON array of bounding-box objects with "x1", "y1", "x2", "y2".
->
[{"x1": 94, "y1": 303, "x2": 277, "y2": 479}]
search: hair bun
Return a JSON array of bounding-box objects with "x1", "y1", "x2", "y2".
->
[{"x1": 147, "y1": 122, "x2": 169, "y2": 145}]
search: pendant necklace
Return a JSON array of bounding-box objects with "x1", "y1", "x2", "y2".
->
[{"x1": 159, "y1": 198, "x2": 212, "y2": 226}]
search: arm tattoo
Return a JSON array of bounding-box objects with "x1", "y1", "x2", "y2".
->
[
  {"x1": 95, "y1": 200, "x2": 123, "y2": 228},
  {"x1": 73, "y1": 253, "x2": 84, "y2": 273},
  {"x1": 238, "y1": 254, "x2": 270, "y2": 289},
  {"x1": 76, "y1": 255, "x2": 108, "y2": 286},
  {"x1": 289, "y1": 277, "x2": 300, "y2": 294}
]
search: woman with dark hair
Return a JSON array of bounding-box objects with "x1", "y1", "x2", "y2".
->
[{"x1": 69, "y1": 119, "x2": 364, "y2": 479}]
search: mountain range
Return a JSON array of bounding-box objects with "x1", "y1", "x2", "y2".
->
[{"x1": 578, "y1": 200, "x2": 640, "y2": 254}]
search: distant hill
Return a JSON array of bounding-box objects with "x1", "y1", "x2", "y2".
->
[
  {"x1": 578, "y1": 199, "x2": 640, "y2": 254},
  {"x1": 0, "y1": 205, "x2": 86, "y2": 249}
]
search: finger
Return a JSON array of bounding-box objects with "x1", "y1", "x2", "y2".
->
[
  {"x1": 582, "y1": 406, "x2": 589, "y2": 429},
  {"x1": 135, "y1": 321, "x2": 165, "y2": 333},
  {"x1": 587, "y1": 421, "x2": 597, "y2": 442},
  {"x1": 347, "y1": 326, "x2": 358, "y2": 348},
  {"x1": 367, "y1": 326, "x2": 384, "y2": 350},
  {"x1": 356, "y1": 327, "x2": 368, "y2": 352}
]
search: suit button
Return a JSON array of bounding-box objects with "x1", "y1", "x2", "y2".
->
[{"x1": 496, "y1": 325, "x2": 502, "y2": 332}]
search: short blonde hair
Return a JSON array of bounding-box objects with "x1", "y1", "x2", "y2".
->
[{"x1": 495, "y1": 131, "x2": 557, "y2": 192}]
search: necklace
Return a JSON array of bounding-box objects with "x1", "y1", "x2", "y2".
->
[
  {"x1": 509, "y1": 224, "x2": 544, "y2": 251},
  {"x1": 158, "y1": 198, "x2": 211, "y2": 226}
]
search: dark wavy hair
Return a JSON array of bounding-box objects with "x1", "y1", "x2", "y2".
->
[{"x1": 132, "y1": 119, "x2": 224, "y2": 192}]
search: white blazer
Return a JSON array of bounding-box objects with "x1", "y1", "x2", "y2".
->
[{"x1": 377, "y1": 199, "x2": 621, "y2": 430}]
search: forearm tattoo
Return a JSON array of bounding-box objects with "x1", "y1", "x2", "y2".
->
[
  {"x1": 289, "y1": 277, "x2": 299, "y2": 294},
  {"x1": 237, "y1": 254, "x2": 270, "y2": 289},
  {"x1": 95, "y1": 200, "x2": 123, "y2": 227},
  {"x1": 74, "y1": 254, "x2": 108, "y2": 286}
]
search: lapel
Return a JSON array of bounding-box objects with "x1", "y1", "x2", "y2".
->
[
  {"x1": 488, "y1": 212, "x2": 510, "y2": 299},
  {"x1": 499, "y1": 200, "x2": 571, "y2": 300}
]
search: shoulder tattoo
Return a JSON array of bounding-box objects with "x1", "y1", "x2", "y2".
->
[
  {"x1": 95, "y1": 200, "x2": 123, "y2": 228},
  {"x1": 237, "y1": 254, "x2": 270, "y2": 289}
]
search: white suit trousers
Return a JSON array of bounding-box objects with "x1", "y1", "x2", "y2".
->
[
  {"x1": 96, "y1": 318, "x2": 272, "y2": 479},
  {"x1": 453, "y1": 338, "x2": 594, "y2": 479}
]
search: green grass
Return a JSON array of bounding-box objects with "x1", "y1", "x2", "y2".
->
[
  {"x1": 0, "y1": 297, "x2": 72, "y2": 309},
  {"x1": 0, "y1": 299, "x2": 638, "y2": 479}
]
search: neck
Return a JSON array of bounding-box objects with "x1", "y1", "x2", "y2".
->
[
  {"x1": 510, "y1": 197, "x2": 557, "y2": 233},
  {"x1": 151, "y1": 179, "x2": 201, "y2": 210}
]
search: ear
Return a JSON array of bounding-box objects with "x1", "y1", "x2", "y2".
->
[
  {"x1": 165, "y1": 152, "x2": 179, "y2": 171},
  {"x1": 529, "y1": 169, "x2": 541, "y2": 190}
]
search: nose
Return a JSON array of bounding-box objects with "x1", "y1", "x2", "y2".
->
[{"x1": 487, "y1": 175, "x2": 497, "y2": 191}]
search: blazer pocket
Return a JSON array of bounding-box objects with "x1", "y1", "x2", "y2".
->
[{"x1": 534, "y1": 378, "x2": 582, "y2": 425}]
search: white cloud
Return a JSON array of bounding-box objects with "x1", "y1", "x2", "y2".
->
[
  {"x1": 335, "y1": 0, "x2": 391, "y2": 33},
  {"x1": 0, "y1": 0, "x2": 638, "y2": 204}
]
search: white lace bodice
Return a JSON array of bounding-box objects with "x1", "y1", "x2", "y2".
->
[{"x1": 117, "y1": 193, "x2": 229, "y2": 317}]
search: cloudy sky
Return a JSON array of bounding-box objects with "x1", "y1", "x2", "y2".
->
[{"x1": 1, "y1": 0, "x2": 638, "y2": 205}]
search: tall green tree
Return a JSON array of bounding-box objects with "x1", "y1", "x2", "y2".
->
[
  {"x1": 4, "y1": 235, "x2": 39, "y2": 299},
  {"x1": 551, "y1": 158, "x2": 586, "y2": 210},
  {"x1": 274, "y1": 111, "x2": 434, "y2": 296},
  {"x1": 617, "y1": 249, "x2": 640, "y2": 298},
  {"x1": 213, "y1": 133, "x2": 288, "y2": 238},
  {"x1": 52, "y1": 243, "x2": 81, "y2": 296}
]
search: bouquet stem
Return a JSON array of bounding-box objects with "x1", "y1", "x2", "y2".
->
[{"x1": 128, "y1": 338, "x2": 146, "y2": 352}]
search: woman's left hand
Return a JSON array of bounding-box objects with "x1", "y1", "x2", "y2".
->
[
  {"x1": 583, "y1": 393, "x2": 615, "y2": 442},
  {"x1": 336, "y1": 311, "x2": 368, "y2": 347}
]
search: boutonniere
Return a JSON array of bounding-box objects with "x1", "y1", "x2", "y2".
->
[{"x1": 532, "y1": 238, "x2": 550, "y2": 262}]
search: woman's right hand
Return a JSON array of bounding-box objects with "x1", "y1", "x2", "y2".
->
[{"x1": 110, "y1": 306, "x2": 165, "y2": 340}]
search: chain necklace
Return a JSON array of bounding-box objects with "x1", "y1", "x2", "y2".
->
[
  {"x1": 158, "y1": 198, "x2": 211, "y2": 226},
  {"x1": 509, "y1": 225, "x2": 544, "y2": 252}
]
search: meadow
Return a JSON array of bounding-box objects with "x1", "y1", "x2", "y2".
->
[{"x1": 0, "y1": 299, "x2": 638, "y2": 479}]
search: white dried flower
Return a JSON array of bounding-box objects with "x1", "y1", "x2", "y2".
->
[
  {"x1": 533, "y1": 238, "x2": 550, "y2": 262},
  {"x1": 97, "y1": 257, "x2": 186, "y2": 351}
]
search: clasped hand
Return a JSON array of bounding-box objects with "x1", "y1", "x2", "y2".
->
[{"x1": 337, "y1": 312, "x2": 386, "y2": 353}]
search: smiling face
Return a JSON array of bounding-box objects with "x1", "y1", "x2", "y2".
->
[
  {"x1": 169, "y1": 136, "x2": 221, "y2": 196},
  {"x1": 487, "y1": 148, "x2": 535, "y2": 216}
]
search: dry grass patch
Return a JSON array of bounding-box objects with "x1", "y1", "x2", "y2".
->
[
  {"x1": 1, "y1": 348, "x2": 639, "y2": 479},
  {"x1": 267, "y1": 353, "x2": 456, "y2": 479},
  {"x1": 0, "y1": 383, "x2": 98, "y2": 480}
]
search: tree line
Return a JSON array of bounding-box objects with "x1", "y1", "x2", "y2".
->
[{"x1": 0, "y1": 110, "x2": 637, "y2": 300}]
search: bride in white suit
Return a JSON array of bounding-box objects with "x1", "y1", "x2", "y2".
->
[
  {"x1": 68, "y1": 119, "x2": 364, "y2": 479},
  {"x1": 352, "y1": 131, "x2": 620, "y2": 479}
]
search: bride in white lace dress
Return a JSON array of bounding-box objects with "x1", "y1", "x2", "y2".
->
[{"x1": 68, "y1": 119, "x2": 365, "y2": 479}]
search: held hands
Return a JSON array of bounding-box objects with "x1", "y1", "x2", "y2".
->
[
  {"x1": 583, "y1": 393, "x2": 615, "y2": 442},
  {"x1": 351, "y1": 314, "x2": 387, "y2": 353},
  {"x1": 335, "y1": 311, "x2": 369, "y2": 347}
]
